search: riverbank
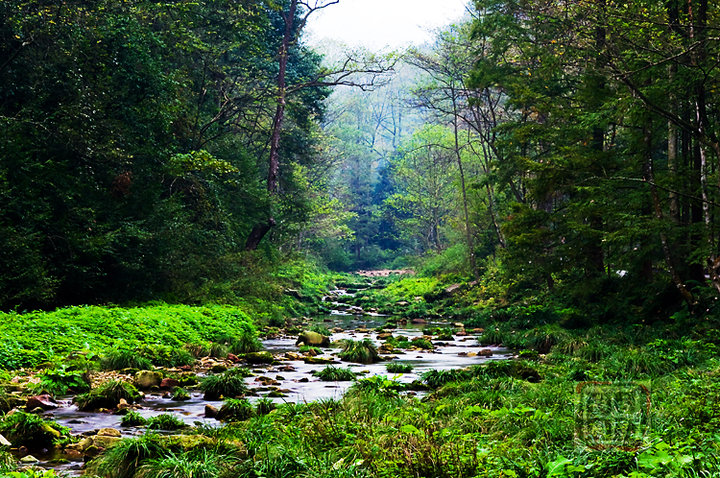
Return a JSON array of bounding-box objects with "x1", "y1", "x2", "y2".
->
[{"x1": 1, "y1": 273, "x2": 720, "y2": 477}]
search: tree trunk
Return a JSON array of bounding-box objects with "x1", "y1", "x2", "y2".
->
[
  {"x1": 643, "y1": 122, "x2": 695, "y2": 307},
  {"x1": 245, "y1": 0, "x2": 297, "y2": 250}
]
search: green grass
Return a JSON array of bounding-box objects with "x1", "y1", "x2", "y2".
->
[
  {"x1": 200, "y1": 368, "x2": 250, "y2": 400},
  {"x1": 386, "y1": 362, "x2": 413, "y2": 373},
  {"x1": 314, "y1": 366, "x2": 357, "y2": 381},
  {"x1": 338, "y1": 339, "x2": 381, "y2": 364},
  {"x1": 121, "y1": 410, "x2": 148, "y2": 427},
  {"x1": 146, "y1": 414, "x2": 187, "y2": 431},
  {"x1": 217, "y1": 398, "x2": 255, "y2": 422}
]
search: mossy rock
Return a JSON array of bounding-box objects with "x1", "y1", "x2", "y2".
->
[
  {"x1": 134, "y1": 370, "x2": 163, "y2": 389},
  {"x1": 296, "y1": 331, "x2": 330, "y2": 347},
  {"x1": 245, "y1": 351, "x2": 274, "y2": 364}
]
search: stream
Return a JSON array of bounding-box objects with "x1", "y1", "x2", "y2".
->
[{"x1": 26, "y1": 290, "x2": 510, "y2": 475}]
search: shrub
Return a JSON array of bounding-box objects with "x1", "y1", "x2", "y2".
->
[
  {"x1": 137, "y1": 345, "x2": 196, "y2": 367},
  {"x1": 30, "y1": 366, "x2": 91, "y2": 397},
  {"x1": 0, "y1": 411, "x2": 69, "y2": 448},
  {"x1": 351, "y1": 375, "x2": 406, "y2": 397},
  {"x1": 184, "y1": 342, "x2": 210, "y2": 358},
  {"x1": 75, "y1": 380, "x2": 141, "y2": 411},
  {"x1": 217, "y1": 398, "x2": 255, "y2": 422},
  {"x1": 338, "y1": 339, "x2": 380, "y2": 364},
  {"x1": 314, "y1": 366, "x2": 357, "y2": 381},
  {"x1": 386, "y1": 362, "x2": 413, "y2": 373},
  {"x1": 471, "y1": 360, "x2": 541, "y2": 382}
]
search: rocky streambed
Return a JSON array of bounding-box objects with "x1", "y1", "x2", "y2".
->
[{"x1": 5, "y1": 292, "x2": 509, "y2": 476}]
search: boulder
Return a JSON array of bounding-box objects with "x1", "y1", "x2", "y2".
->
[
  {"x1": 160, "y1": 378, "x2": 181, "y2": 389},
  {"x1": 19, "y1": 455, "x2": 38, "y2": 464},
  {"x1": 97, "y1": 428, "x2": 121, "y2": 437},
  {"x1": 93, "y1": 435, "x2": 121, "y2": 449},
  {"x1": 377, "y1": 333, "x2": 393, "y2": 340},
  {"x1": 205, "y1": 405, "x2": 219, "y2": 418},
  {"x1": 245, "y1": 352, "x2": 274, "y2": 364},
  {"x1": 296, "y1": 331, "x2": 330, "y2": 348},
  {"x1": 0, "y1": 433, "x2": 10, "y2": 446},
  {"x1": 478, "y1": 349, "x2": 494, "y2": 357},
  {"x1": 302, "y1": 356, "x2": 336, "y2": 365},
  {"x1": 117, "y1": 398, "x2": 133, "y2": 411},
  {"x1": 25, "y1": 395, "x2": 58, "y2": 411},
  {"x1": 411, "y1": 318, "x2": 427, "y2": 325},
  {"x1": 227, "y1": 353, "x2": 241, "y2": 364},
  {"x1": 135, "y1": 371, "x2": 163, "y2": 389}
]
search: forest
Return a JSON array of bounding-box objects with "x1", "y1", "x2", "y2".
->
[{"x1": 1, "y1": 0, "x2": 720, "y2": 477}]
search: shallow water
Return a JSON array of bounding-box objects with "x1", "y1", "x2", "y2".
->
[{"x1": 35, "y1": 311, "x2": 508, "y2": 475}]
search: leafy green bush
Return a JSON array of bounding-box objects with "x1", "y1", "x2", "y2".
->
[
  {"x1": 411, "y1": 338, "x2": 433, "y2": 350},
  {"x1": 351, "y1": 375, "x2": 406, "y2": 397},
  {"x1": 75, "y1": 380, "x2": 141, "y2": 411},
  {"x1": 0, "y1": 305, "x2": 258, "y2": 371},
  {"x1": 314, "y1": 366, "x2": 357, "y2": 381},
  {"x1": 29, "y1": 366, "x2": 91, "y2": 397},
  {"x1": 338, "y1": 339, "x2": 380, "y2": 364},
  {"x1": 229, "y1": 322, "x2": 263, "y2": 354},
  {"x1": 172, "y1": 388, "x2": 190, "y2": 401}
]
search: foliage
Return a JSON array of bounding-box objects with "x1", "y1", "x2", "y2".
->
[
  {"x1": 75, "y1": 380, "x2": 141, "y2": 411},
  {"x1": 29, "y1": 365, "x2": 91, "y2": 397},
  {"x1": 0, "y1": 411, "x2": 69, "y2": 448},
  {"x1": 121, "y1": 410, "x2": 148, "y2": 427},
  {"x1": 200, "y1": 368, "x2": 250, "y2": 400},
  {"x1": 0, "y1": 304, "x2": 258, "y2": 370},
  {"x1": 136, "y1": 449, "x2": 240, "y2": 478},
  {"x1": 146, "y1": 414, "x2": 187, "y2": 431},
  {"x1": 385, "y1": 362, "x2": 413, "y2": 374},
  {"x1": 313, "y1": 366, "x2": 357, "y2": 382},
  {"x1": 217, "y1": 398, "x2": 255, "y2": 422},
  {"x1": 87, "y1": 433, "x2": 168, "y2": 478},
  {"x1": 338, "y1": 339, "x2": 380, "y2": 364}
]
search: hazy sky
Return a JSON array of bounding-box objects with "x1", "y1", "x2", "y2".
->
[{"x1": 306, "y1": 0, "x2": 470, "y2": 51}]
